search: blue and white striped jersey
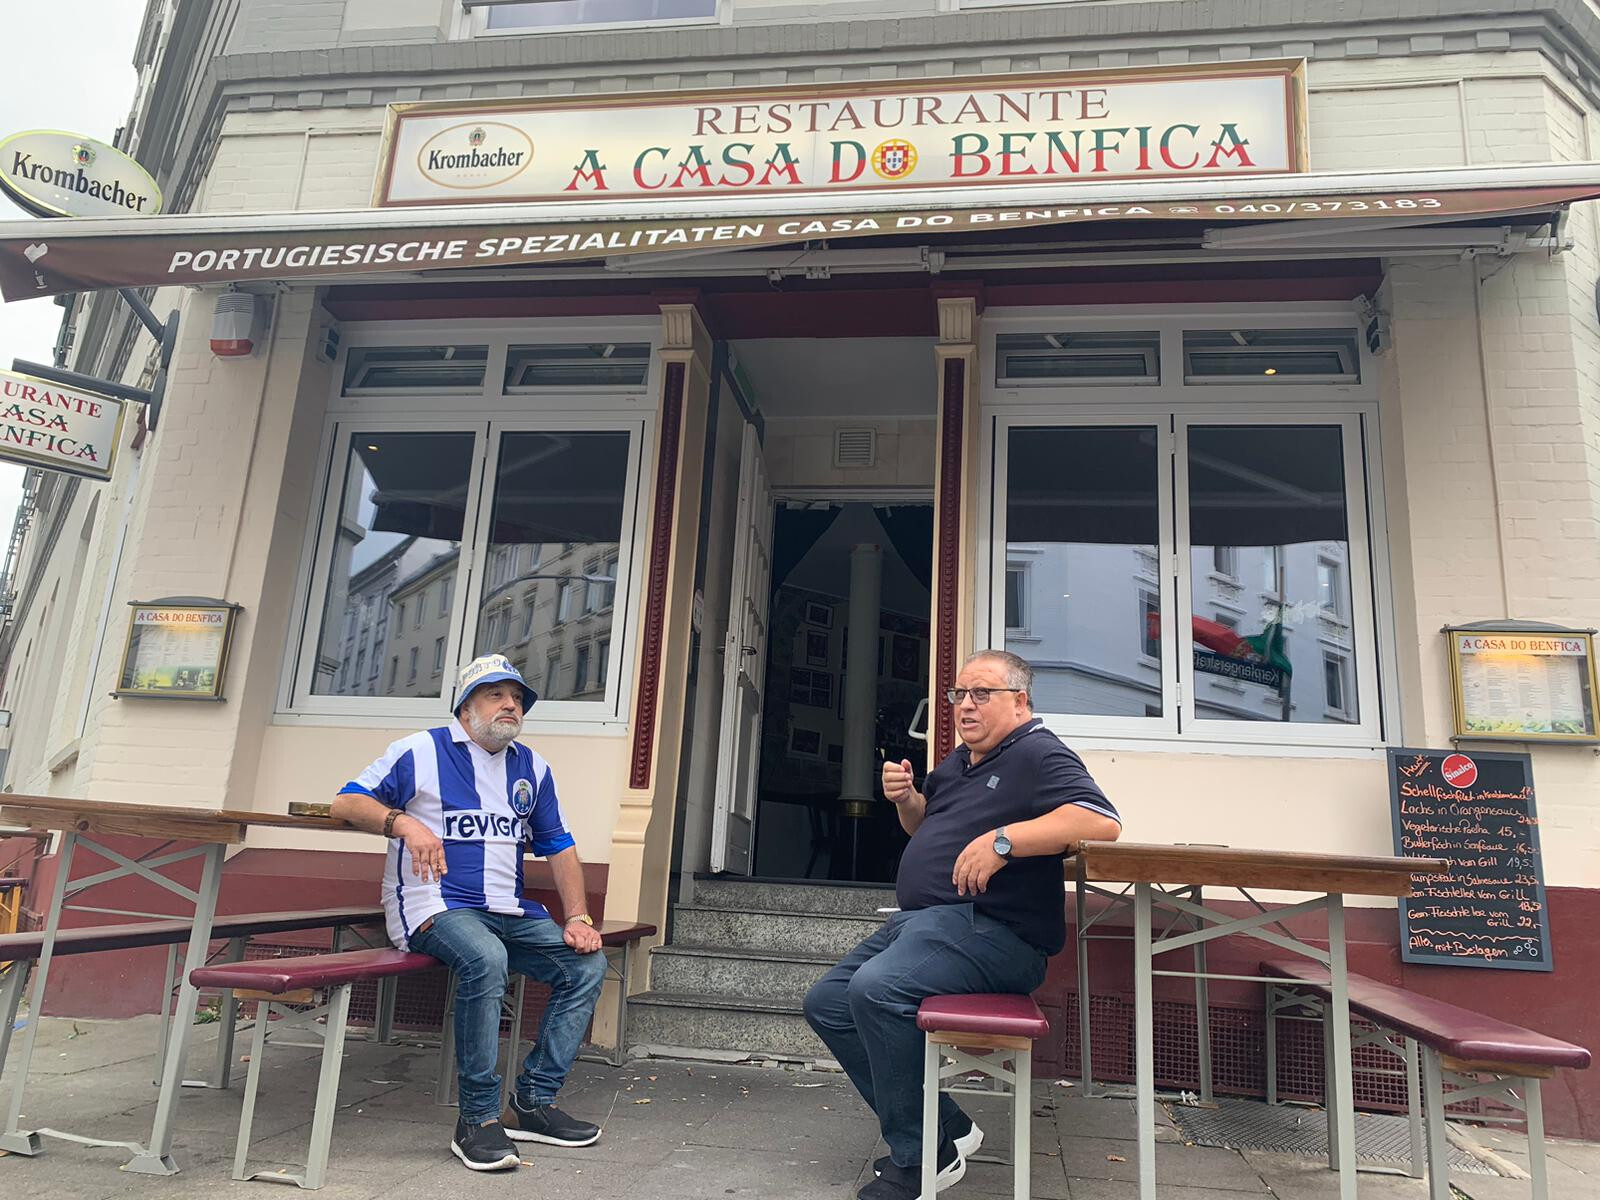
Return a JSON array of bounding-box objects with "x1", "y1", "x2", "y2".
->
[{"x1": 339, "y1": 721, "x2": 576, "y2": 950}]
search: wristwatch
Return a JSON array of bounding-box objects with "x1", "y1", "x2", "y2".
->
[
  {"x1": 566, "y1": 913, "x2": 594, "y2": 927},
  {"x1": 993, "y1": 827, "x2": 1013, "y2": 860}
]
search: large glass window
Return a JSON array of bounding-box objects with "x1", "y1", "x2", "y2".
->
[
  {"x1": 296, "y1": 417, "x2": 642, "y2": 719},
  {"x1": 992, "y1": 407, "x2": 1380, "y2": 745},
  {"x1": 1186, "y1": 424, "x2": 1358, "y2": 727},
  {"x1": 309, "y1": 431, "x2": 472, "y2": 699},
  {"x1": 470, "y1": 431, "x2": 631, "y2": 702},
  {"x1": 1003, "y1": 426, "x2": 1164, "y2": 720}
]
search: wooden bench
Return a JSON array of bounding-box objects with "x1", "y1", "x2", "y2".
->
[
  {"x1": 1262, "y1": 958, "x2": 1590, "y2": 1200},
  {"x1": 192, "y1": 919, "x2": 656, "y2": 1190},
  {"x1": 0, "y1": 906, "x2": 386, "y2": 1093},
  {"x1": 917, "y1": 995, "x2": 1050, "y2": 1200}
]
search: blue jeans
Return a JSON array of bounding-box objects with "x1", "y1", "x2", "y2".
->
[
  {"x1": 803, "y1": 904, "x2": 1048, "y2": 1169},
  {"x1": 410, "y1": 908, "x2": 608, "y2": 1125}
]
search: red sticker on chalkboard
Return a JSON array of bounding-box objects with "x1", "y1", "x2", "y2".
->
[{"x1": 1441, "y1": 753, "x2": 1478, "y2": 788}]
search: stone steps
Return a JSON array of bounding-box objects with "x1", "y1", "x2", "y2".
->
[
  {"x1": 669, "y1": 902, "x2": 884, "y2": 958},
  {"x1": 626, "y1": 878, "x2": 891, "y2": 1063},
  {"x1": 648, "y1": 943, "x2": 837, "y2": 1003},
  {"x1": 625, "y1": 990, "x2": 827, "y2": 1061}
]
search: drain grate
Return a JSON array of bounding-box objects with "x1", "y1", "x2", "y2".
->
[{"x1": 1166, "y1": 1097, "x2": 1493, "y2": 1175}]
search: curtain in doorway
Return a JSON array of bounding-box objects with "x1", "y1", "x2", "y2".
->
[
  {"x1": 873, "y1": 505, "x2": 934, "y2": 586},
  {"x1": 770, "y1": 506, "x2": 843, "y2": 593}
]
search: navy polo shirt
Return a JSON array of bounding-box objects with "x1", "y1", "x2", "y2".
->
[{"x1": 895, "y1": 718, "x2": 1120, "y2": 955}]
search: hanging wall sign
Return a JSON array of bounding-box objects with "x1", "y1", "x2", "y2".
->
[
  {"x1": 115, "y1": 600, "x2": 242, "y2": 701},
  {"x1": 0, "y1": 131, "x2": 163, "y2": 219},
  {"x1": 0, "y1": 369, "x2": 125, "y2": 482},
  {"x1": 375, "y1": 61, "x2": 1308, "y2": 206},
  {"x1": 1445, "y1": 624, "x2": 1599, "y2": 743}
]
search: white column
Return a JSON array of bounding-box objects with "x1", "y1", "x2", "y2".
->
[{"x1": 839, "y1": 542, "x2": 882, "y2": 808}]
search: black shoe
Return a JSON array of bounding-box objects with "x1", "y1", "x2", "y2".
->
[
  {"x1": 860, "y1": 1136, "x2": 964, "y2": 1199},
  {"x1": 450, "y1": 1117, "x2": 521, "y2": 1171},
  {"x1": 502, "y1": 1097, "x2": 601, "y2": 1146},
  {"x1": 874, "y1": 1118, "x2": 982, "y2": 1176}
]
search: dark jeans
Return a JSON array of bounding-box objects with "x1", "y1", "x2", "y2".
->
[
  {"x1": 802, "y1": 904, "x2": 1048, "y2": 1168},
  {"x1": 410, "y1": 908, "x2": 607, "y2": 1125}
]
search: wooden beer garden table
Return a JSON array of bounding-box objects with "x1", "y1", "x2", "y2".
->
[
  {"x1": 0, "y1": 793, "x2": 356, "y2": 1176},
  {"x1": 1066, "y1": 841, "x2": 1445, "y2": 1200}
]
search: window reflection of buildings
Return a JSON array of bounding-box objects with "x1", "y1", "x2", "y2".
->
[
  {"x1": 331, "y1": 537, "x2": 458, "y2": 698},
  {"x1": 477, "y1": 542, "x2": 620, "y2": 702},
  {"x1": 1006, "y1": 541, "x2": 1354, "y2": 724},
  {"x1": 383, "y1": 549, "x2": 461, "y2": 698}
]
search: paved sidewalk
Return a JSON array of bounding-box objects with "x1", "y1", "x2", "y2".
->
[{"x1": 0, "y1": 1015, "x2": 1592, "y2": 1199}]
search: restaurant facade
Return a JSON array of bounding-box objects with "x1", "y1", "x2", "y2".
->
[{"x1": 1, "y1": 0, "x2": 1599, "y2": 1138}]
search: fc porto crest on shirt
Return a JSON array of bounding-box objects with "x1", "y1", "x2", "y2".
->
[{"x1": 510, "y1": 776, "x2": 536, "y2": 817}]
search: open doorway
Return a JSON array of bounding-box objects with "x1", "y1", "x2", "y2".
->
[{"x1": 750, "y1": 500, "x2": 933, "y2": 883}]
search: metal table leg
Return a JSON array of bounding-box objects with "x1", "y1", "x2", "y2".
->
[
  {"x1": 204, "y1": 935, "x2": 247, "y2": 1090},
  {"x1": 126, "y1": 841, "x2": 225, "y2": 1175},
  {"x1": 612, "y1": 940, "x2": 633, "y2": 1067},
  {"x1": 1132, "y1": 881, "x2": 1155, "y2": 1200},
  {"x1": 0, "y1": 830, "x2": 78, "y2": 1155},
  {"x1": 1325, "y1": 895, "x2": 1357, "y2": 1200},
  {"x1": 1075, "y1": 867, "x2": 1094, "y2": 1096},
  {"x1": 1191, "y1": 884, "x2": 1213, "y2": 1104}
]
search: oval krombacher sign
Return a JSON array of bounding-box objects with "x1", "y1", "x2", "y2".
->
[{"x1": 0, "y1": 130, "x2": 163, "y2": 219}]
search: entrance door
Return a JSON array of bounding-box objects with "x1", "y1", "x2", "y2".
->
[{"x1": 710, "y1": 423, "x2": 773, "y2": 874}]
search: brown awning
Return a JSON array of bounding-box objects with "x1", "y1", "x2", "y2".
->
[{"x1": 2, "y1": 163, "x2": 1597, "y2": 301}]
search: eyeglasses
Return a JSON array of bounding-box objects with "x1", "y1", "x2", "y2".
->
[{"x1": 945, "y1": 687, "x2": 1024, "y2": 705}]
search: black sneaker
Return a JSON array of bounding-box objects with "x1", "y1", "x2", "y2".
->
[
  {"x1": 860, "y1": 1136, "x2": 965, "y2": 1200},
  {"x1": 502, "y1": 1097, "x2": 601, "y2": 1146},
  {"x1": 450, "y1": 1117, "x2": 521, "y2": 1171},
  {"x1": 874, "y1": 1117, "x2": 982, "y2": 1176}
]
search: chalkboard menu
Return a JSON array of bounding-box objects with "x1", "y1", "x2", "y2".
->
[{"x1": 1387, "y1": 748, "x2": 1551, "y2": 971}]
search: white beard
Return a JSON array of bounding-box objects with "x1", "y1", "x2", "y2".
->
[{"x1": 469, "y1": 711, "x2": 520, "y2": 752}]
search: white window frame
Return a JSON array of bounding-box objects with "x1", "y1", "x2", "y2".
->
[
  {"x1": 458, "y1": 417, "x2": 647, "y2": 723},
  {"x1": 284, "y1": 416, "x2": 488, "y2": 724},
  {"x1": 986, "y1": 413, "x2": 1179, "y2": 740},
  {"x1": 460, "y1": 0, "x2": 727, "y2": 39},
  {"x1": 977, "y1": 303, "x2": 1399, "y2": 754},
  {"x1": 1175, "y1": 410, "x2": 1383, "y2": 747},
  {"x1": 277, "y1": 317, "x2": 659, "y2": 732}
]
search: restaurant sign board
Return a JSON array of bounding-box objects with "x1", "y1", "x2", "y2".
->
[
  {"x1": 376, "y1": 62, "x2": 1308, "y2": 206},
  {"x1": 0, "y1": 369, "x2": 125, "y2": 482},
  {"x1": 0, "y1": 131, "x2": 163, "y2": 219}
]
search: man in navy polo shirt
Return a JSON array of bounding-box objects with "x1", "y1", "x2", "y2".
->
[
  {"x1": 332, "y1": 654, "x2": 608, "y2": 1173},
  {"x1": 804, "y1": 650, "x2": 1121, "y2": 1200}
]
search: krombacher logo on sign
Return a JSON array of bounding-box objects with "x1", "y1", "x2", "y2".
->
[
  {"x1": 377, "y1": 62, "x2": 1309, "y2": 207},
  {"x1": 418, "y1": 121, "x2": 533, "y2": 190},
  {"x1": 0, "y1": 130, "x2": 163, "y2": 218}
]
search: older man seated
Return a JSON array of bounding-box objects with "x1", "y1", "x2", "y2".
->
[{"x1": 804, "y1": 650, "x2": 1122, "y2": 1200}]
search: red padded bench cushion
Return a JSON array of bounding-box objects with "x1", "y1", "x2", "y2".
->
[
  {"x1": 1262, "y1": 959, "x2": 1590, "y2": 1072},
  {"x1": 191, "y1": 948, "x2": 438, "y2": 993},
  {"x1": 0, "y1": 906, "x2": 385, "y2": 961},
  {"x1": 917, "y1": 994, "x2": 1050, "y2": 1041}
]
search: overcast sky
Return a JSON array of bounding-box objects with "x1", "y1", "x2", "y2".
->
[{"x1": 0, "y1": 4, "x2": 146, "y2": 533}]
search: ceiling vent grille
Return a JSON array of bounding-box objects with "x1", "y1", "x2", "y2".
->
[{"x1": 834, "y1": 427, "x2": 877, "y2": 468}]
